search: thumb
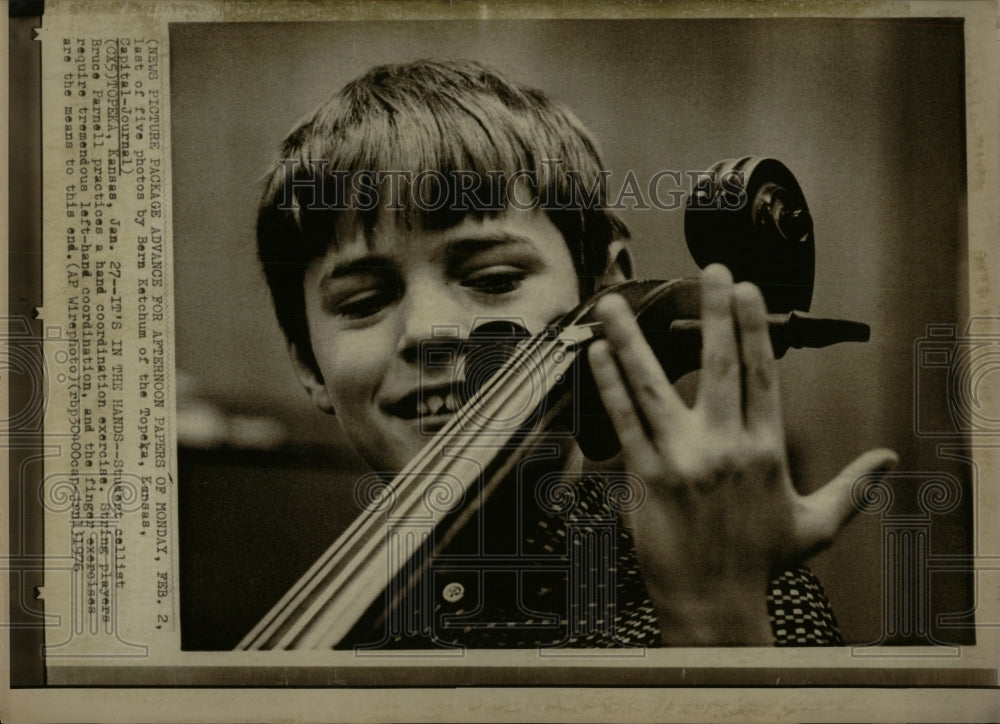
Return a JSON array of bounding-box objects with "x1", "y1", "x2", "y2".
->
[{"x1": 792, "y1": 448, "x2": 899, "y2": 557}]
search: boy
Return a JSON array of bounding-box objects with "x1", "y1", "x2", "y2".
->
[{"x1": 254, "y1": 59, "x2": 896, "y2": 647}]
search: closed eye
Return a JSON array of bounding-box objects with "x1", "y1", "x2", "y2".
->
[
  {"x1": 330, "y1": 284, "x2": 397, "y2": 320},
  {"x1": 461, "y1": 267, "x2": 527, "y2": 295}
]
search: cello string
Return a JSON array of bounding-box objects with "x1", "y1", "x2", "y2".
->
[
  {"x1": 268, "y1": 333, "x2": 575, "y2": 647},
  {"x1": 239, "y1": 318, "x2": 594, "y2": 648}
]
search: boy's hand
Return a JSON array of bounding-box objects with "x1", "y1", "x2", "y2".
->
[{"x1": 587, "y1": 264, "x2": 897, "y2": 645}]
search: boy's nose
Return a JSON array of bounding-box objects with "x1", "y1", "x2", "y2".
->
[{"x1": 396, "y1": 286, "x2": 468, "y2": 365}]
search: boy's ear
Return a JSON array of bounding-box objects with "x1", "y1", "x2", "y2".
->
[
  {"x1": 600, "y1": 240, "x2": 634, "y2": 286},
  {"x1": 289, "y1": 342, "x2": 335, "y2": 415}
]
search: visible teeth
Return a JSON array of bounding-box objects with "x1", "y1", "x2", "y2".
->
[
  {"x1": 416, "y1": 399, "x2": 430, "y2": 416},
  {"x1": 426, "y1": 395, "x2": 445, "y2": 415},
  {"x1": 445, "y1": 393, "x2": 457, "y2": 411}
]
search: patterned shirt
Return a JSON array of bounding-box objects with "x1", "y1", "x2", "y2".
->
[{"x1": 343, "y1": 470, "x2": 842, "y2": 649}]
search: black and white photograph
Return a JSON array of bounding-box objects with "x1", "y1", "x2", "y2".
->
[
  {"x1": 170, "y1": 19, "x2": 974, "y2": 654},
  {"x1": 4, "y1": 2, "x2": 999, "y2": 722}
]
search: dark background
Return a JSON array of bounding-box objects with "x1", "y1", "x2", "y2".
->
[{"x1": 169, "y1": 19, "x2": 972, "y2": 649}]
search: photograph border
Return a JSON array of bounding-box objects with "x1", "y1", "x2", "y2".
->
[{"x1": 4, "y1": 1, "x2": 999, "y2": 722}]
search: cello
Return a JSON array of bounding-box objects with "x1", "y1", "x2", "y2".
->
[{"x1": 236, "y1": 158, "x2": 870, "y2": 650}]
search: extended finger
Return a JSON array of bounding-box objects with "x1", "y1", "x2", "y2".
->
[
  {"x1": 696, "y1": 264, "x2": 741, "y2": 427},
  {"x1": 593, "y1": 293, "x2": 685, "y2": 438},
  {"x1": 588, "y1": 338, "x2": 655, "y2": 457},
  {"x1": 732, "y1": 282, "x2": 781, "y2": 433},
  {"x1": 792, "y1": 448, "x2": 899, "y2": 557}
]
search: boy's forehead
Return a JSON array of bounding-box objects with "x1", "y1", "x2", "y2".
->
[
  {"x1": 337, "y1": 199, "x2": 489, "y2": 240},
  {"x1": 320, "y1": 205, "x2": 569, "y2": 267},
  {"x1": 326, "y1": 174, "x2": 539, "y2": 240},
  {"x1": 328, "y1": 206, "x2": 426, "y2": 259}
]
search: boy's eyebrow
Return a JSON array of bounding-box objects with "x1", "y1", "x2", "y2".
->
[
  {"x1": 319, "y1": 234, "x2": 540, "y2": 285},
  {"x1": 443, "y1": 234, "x2": 538, "y2": 262},
  {"x1": 320, "y1": 254, "x2": 395, "y2": 283}
]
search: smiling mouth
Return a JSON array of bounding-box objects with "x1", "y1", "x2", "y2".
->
[{"x1": 385, "y1": 387, "x2": 461, "y2": 420}]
